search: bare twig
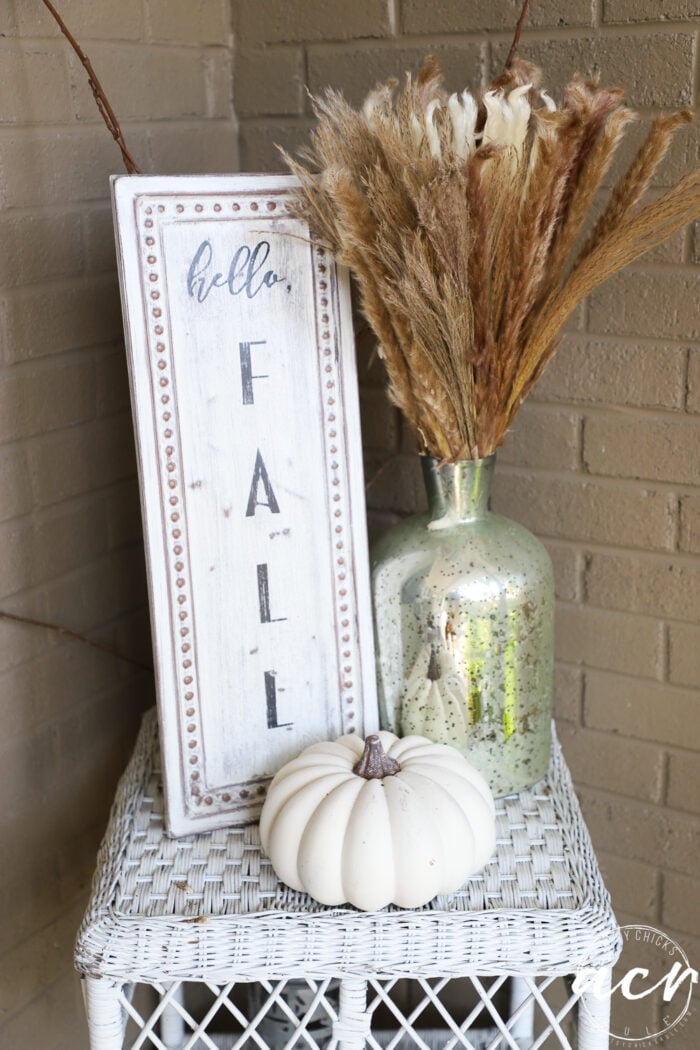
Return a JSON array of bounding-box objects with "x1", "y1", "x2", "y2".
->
[
  {"x1": 39, "y1": 0, "x2": 142, "y2": 174},
  {"x1": 0, "y1": 610, "x2": 153, "y2": 673},
  {"x1": 504, "y1": 0, "x2": 531, "y2": 70}
]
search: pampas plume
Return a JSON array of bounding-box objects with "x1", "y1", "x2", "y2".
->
[{"x1": 285, "y1": 56, "x2": 700, "y2": 460}]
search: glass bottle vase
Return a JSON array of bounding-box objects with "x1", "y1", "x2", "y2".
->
[{"x1": 371, "y1": 455, "x2": 554, "y2": 797}]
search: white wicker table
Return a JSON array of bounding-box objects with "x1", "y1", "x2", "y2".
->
[{"x1": 75, "y1": 710, "x2": 621, "y2": 1050}]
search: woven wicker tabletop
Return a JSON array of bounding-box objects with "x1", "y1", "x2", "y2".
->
[{"x1": 75, "y1": 710, "x2": 621, "y2": 984}]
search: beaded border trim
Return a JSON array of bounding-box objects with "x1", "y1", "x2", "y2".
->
[{"x1": 134, "y1": 190, "x2": 363, "y2": 819}]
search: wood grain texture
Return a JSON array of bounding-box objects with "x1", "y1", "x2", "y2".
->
[{"x1": 112, "y1": 174, "x2": 378, "y2": 835}]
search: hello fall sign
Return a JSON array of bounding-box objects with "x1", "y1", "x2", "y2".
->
[{"x1": 112, "y1": 174, "x2": 378, "y2": 836}]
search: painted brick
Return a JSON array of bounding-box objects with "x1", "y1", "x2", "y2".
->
[
  {"x1": 0, "y1": 718, "x2": 56, "y2": 822},
  {"x1": 0, "y1": 969, "x2": 90, "y2": 1049},
  {"x1": 206, "y1": 50, "x2": 235, "y2": 120},
  {"x1": 491, "y1": 33, "x2": 695, "y2": 109},
  {"x1": 146, "y1": 0, "x2": 230, "y2": 44},
  {"x1": 239, "y1": 120, "x2": 314, "y2": 173},
  {"x1": 96, "y1": 347, "x2": 131, "y2": 417},
  {"x1": 543, "y1": 542, "x2": 581, "y2": 602},
  {"x1": 235, "y1": 47, "x2": 305, "y2": 116},
  {"x1": 663, "y1": 872, "x2": 700, "y2": 938},
  {"x1": 491, "y1": 470, "x2": 676, "y2": 551},
  {"x1": 679, "y1": 496, "x2": 700, "y2": 555},
  {"x1": 586, "y1": 552, "x2": 700, "y2": 622},
  {"x1": 0, "y1": 48, "x2": 71, "y2": 124},
  {"x1": 0, "y1": 361, "x2": 95, "y2": 442},
  {"x1": 558, "y1": 722, "x2": 664, "y2": 802},
  {"x1": 111, "y1": 611, "x2": 158, "y2": 679},
  {"x1": 533, "y1": 338, "x2": 687, "y2": 410},
  {"x1": 0, "y1": 640, "x2": 120, "y2": 745},
  {"x1": 41, "y1": 549, "x2": 148, "y2": 643},
  {"x1": 668, "y1": 622, "x2": 700, "y2": 688},
  {"x1": 596, "y1": 851, "x2": 659, "y2": 920},
  {"x1": 667, "y1": 749, "x2": 700, "y2": 814},
  {"x1": 0, "y1": 901, "x2": 87, "y2": 1027},
  {"x1": 0, "y1": 445, "x2": 32, "y2": 522},
  {"x1": 584, "y1": 415, "x2": 700, "y2": 485},
  {"x1": 553, "y1": 662, "x2": 582, "y2": 723},
  {"x1": 69, "y1": 46, "x2": 213, "y2": 122},
  {"x1": 365, "y1": 452, "x2": 426, "y2": 515},
  {"x1": 360, "y1": 387, "x2": 401, "y2": 453},
  {"x1": 402, "y1": 0, "x2": 593, "y2": 33},
  {"x1": 0, "y1": 862, "x2": 65, "y2": 959},
  {"x1": 497, "y1": 405, "x2": 580, "y2": 472},
  {"x1": 83, "y1": 208, "x2": 118, "y2": 274},
  {"x1": 308, "y1": 43, "x2": 485, "y2": 109},
  {"x1": 104, "y1": 479, "x2": 145, "y2": 550},
  {"x1": 28, "y1": 413, "x2": 136, "y2": 507},
  {"x1": 584, "y1": 669, "x2": 700, "y2": 750},
  {"x1": 0, "y1": 211, "x2": 84, "y2": 288},
  {"x1": 234, "y1": 0, "x2": 393, "y2": 45},
  {"x1": 577, "y1": 786, "x2": 699, "y2": 875},
  {"x1": 555, "y1": 605, "x2": 664, "y2": 679},
  {"x1": 603, "y1": 0, "x2": 700, "y2": 22},
  {"x1": 1, "y1": 279, "x2": 122, "y2": 362},
  {"x1": 0, "y1": 590, "x2": 56, "y2": 676},
  {"x1": 588, "y1": 271, "x2": 700, "y2": 341},
  {"x1": 0, "y1": 498, "x2": 108, "y2": 598},
  {"x1": 0, "y1": 127, "x2": 150, "y2": 209},
  {"x1": 1, "y1": 0, "x2": 145, "y2": 39},
  {"x1": 147, "y1": 122, "x2": 240, "y2": 174},
  {"x1": 687, "y1": 349, "x2": 700, "y2": 413}
]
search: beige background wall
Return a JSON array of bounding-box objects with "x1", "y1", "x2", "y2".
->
[
  {"x1": 0, "y1": 1, "x2": 698, "y2": 1046},
  {"x1": 0, "y1": 1, "x2": 236, "y2": 1045}
]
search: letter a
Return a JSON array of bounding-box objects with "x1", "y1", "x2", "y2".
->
[{"x1": 246, "y1": 449, "x2": 280, "y2": 516}]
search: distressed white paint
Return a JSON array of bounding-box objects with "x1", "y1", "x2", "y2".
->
[{"x1": 112, "y1": 174, "x2": 378, "y2": 835}]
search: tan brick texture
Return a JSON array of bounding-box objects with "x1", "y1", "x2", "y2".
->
[
  {"x1": 235, "y1": 7, "x2": 700, "y2": 1034},
  {"x1": 0, "y1": 5, "x2": 236, "y2": 1047},
  {"x1": 5, "y1": 2, "x2": 700, "y2": 1046}
]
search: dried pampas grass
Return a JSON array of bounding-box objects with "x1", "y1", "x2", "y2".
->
[{"x1": 284, "y1": 55, "x2": 700, "y2": 461}]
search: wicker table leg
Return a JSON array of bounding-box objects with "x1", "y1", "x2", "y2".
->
[
  {"x1": 577, "y1": 968, "x2": 612, "y2": 1050},
  {"x1": 160, "y1": 982, "x2": 186, "y2": 1049},
  {"x1": 82, "y1": 976, "x2": 125, "y2": 1050},
  {"x1": 333, "y1": 978, "x2": 371, "y2": 1050},
  {"x1": 509, "y1": 976, "x2": 535, "y2": 1048}
]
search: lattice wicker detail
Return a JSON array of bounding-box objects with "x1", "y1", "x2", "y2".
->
[
  {"x1": 104, "y1": 975, "x2": 588, "y2": 1050},
  {"x1": 76, "y1": 709, "x2": 620, "y2": 987},
  {"x1": 76, "y1": 710, "x2": 622, "y2": 1049}
]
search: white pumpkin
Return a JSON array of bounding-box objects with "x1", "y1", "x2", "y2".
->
[{"x1": 259, "y1": 731, "x2": 496, "y2": 911}]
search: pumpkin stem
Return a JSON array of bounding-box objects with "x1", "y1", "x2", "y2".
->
[
  {"x1": 427, "y1": 648, "x2": 441, "y2": 681},
  {"x1": 353, "y1": 735, "x2": 401, "y2": 779}
]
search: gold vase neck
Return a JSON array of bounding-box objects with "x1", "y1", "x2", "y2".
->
[{"x1": 422, "y1": 455, "x2": 495, "y2": 527}]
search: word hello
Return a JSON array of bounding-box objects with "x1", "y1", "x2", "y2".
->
[{"x1": 187, "y1": 239, "x2": 285, "y2": 303}]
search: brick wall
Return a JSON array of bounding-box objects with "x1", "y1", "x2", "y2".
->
[
  {"x1": 4, "y1": 2, "x2": 699, "y2": 1044},
  {"x1": 236, "y1": 0, "x2": 700, "y2": 1020},
  {"x1": 0, "y1": 3, "x2": 236, "y2": 1046}
]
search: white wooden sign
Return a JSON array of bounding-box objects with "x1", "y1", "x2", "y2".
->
[{"x1": 112, "y1": 174, "x2": 378, "y2": 836}]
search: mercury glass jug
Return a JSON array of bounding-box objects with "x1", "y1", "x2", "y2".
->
[{"x1": 371, "y1": 455, "x2": 554, "y2": 797}]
